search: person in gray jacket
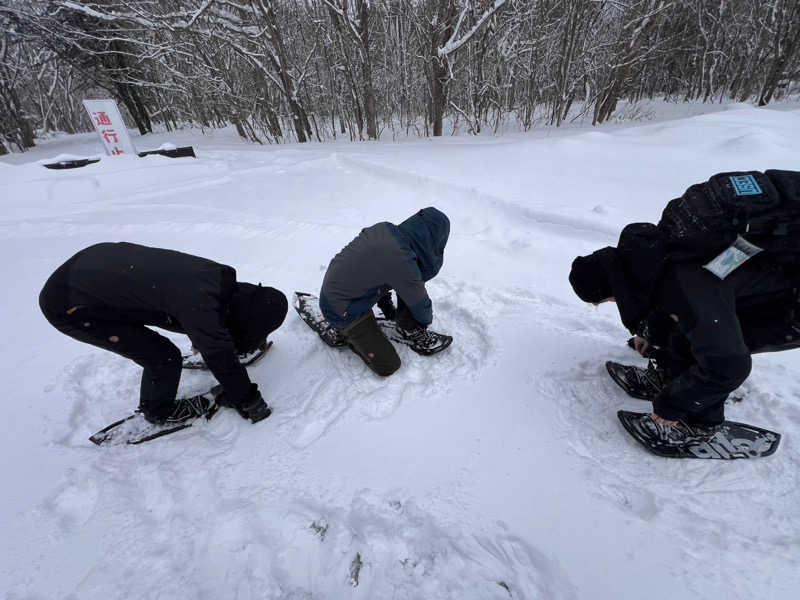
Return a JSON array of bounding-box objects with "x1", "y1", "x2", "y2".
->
[{"x1": 319, "y1": 207, "x2": 450, "y2": 376}]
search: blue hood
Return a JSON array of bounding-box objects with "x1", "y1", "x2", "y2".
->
[{"x1": 397, "y1": 207, "x2": 450, "y2": 281}]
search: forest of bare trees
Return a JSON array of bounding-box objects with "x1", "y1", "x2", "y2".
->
[{"x1": 1, "y1": 0, "x2": 799, "y2": 155}]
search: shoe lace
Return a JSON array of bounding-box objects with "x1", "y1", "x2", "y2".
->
[
  {"x1": 639, "y1": 415, "x2": 716, "y2": 446},
  {"x1": 167, "y1": 395, "x2": 211, "y2": 423},
  {"x1": 628, "y1": 361, "x2": 664, "y2": 391},
  {"x1": 399, "y1": 326, "x2": 437, "y2": 347}
]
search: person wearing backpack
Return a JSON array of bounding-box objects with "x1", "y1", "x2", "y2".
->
[{"x1": 569, "y1": 170, "x2": 800, "y2": 449}]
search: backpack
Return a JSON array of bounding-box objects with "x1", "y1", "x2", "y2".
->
[{"x1": 657, "y1": 170, "x2": 800, "y2": 263}]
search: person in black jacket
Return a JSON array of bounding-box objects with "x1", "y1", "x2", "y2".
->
[
  {"x1": 569, "y1": 223, "x2": 798, "y2": 446},
  {"x1": 39, "y1": 242, "x2": 288, "y2": 424},
  {"x1": 612, "y1": 295, "x2": 800, "y2": 402}
]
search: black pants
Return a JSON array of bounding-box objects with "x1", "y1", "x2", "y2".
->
[
  {"x1": 340, "y1": 311, "x2": 401, "y2": 376},
  {"x1": 394, "y1": 297, "x2": 421, "y2": 330},
  {"x1": 377, "y1": 293, "x2": 421, "y2": 331},
  {"x1": 41, "y1": 306, "x2": 182, "y2": 420},
  {"x1": 653, "y1": 261, "x2": 795, "y2": 425}
]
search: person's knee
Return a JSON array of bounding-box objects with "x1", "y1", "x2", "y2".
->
[
  {"x1": 342, "y1": 312, "x2": 400, "y2": 375},
  {"x1": 352, "y1": 340, "x2": 401, "y2": 376},
  {"x1": 728, "y1": 354, "x2": 752, "y2": 388},
  {"x1": 707, "y1": 354, "x2": 751, "y2": 392},
  {"x1": 372, "y1": 355, "x2": 401, "y2": 377}
]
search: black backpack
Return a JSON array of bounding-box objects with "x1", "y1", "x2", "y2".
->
[{"x1": 658, "y1": 170, "x2": 800, "y2": 263}]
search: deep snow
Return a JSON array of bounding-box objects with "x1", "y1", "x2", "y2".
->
[{"x1": 1, "y1": 101, "x2": 799, "y2": 599}]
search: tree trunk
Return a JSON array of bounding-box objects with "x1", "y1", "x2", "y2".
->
[
  {"x1": 593, "y1": 1, "x2": 666, "y2": 125},
  {"x1": 357, "y1": 0, "x2": 378, "y2": 140},
  {"x1": 428, "y1": 0, "x2": 456, "y2": 137},
  {"x1": 431, "y1": 57, "x2": 448, "y2": 137},
  {"x1": 758, "y1": 1, "x2": 800, "y2": 106}
]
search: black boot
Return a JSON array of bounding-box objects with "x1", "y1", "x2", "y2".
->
[
  {"x1": 237, "y1": 391, "x2": 271, "y2": 423},
  {"x1": 217, "y1": 383, "x2": 272, "y2": 423}
]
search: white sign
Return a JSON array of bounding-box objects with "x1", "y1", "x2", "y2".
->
[{"x1": 82, "y1": 99, "x2": 137, "y2": 156}]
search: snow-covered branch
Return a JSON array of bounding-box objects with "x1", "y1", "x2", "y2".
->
[
  {"x1": 2, "y1": 0, "x2": 796, "y2": 147},
  {"x1": 438, "y1": 0, "x2": 508, "y2": 58}
]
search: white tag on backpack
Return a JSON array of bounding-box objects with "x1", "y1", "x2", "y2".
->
[{"x1": 703, "y1": 235, "x2": 763, "y2": 279}]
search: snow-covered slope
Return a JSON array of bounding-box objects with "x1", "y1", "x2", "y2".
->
[{"x1": 2, "y1": 103, "x2": 799, "y2": 599}]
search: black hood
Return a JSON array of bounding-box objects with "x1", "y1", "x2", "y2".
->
[
  {"x1": 228, "y1": 284, "x2": 288, "y2": 353},
  {"x1": 397, "y1": 207, "x2": 450, "y2": 281},
  {"x1": 572, "y1": 223, "x2": 667, "y2": 333}
]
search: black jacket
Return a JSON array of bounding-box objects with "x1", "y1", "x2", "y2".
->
[
  {"x1": 39, "y1": 242, "x2": 253, "y2": 403},
  {"x1": 601, "y1": 222, "x2": 800, "y2": 336}
]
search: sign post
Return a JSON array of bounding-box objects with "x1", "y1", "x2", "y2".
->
[{"x1": 82, "y1": 99, "x2": 137, "y2": 156}]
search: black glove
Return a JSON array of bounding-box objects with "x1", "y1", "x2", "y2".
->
[
  {"x1": 217, "y1": 383, "x2": 271, "y2": 424},
  {"x1": 377, "y1": 291, "x2": 396, "y2": 320}
]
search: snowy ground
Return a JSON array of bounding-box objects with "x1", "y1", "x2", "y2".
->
[{"x1": 2, "y1": 101, "x2": 800, "y2": 599}]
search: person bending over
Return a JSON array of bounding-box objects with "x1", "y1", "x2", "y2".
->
[
  {"x1": 319, "y1": 207, "x2": 450, "y2": 376},
  {"x1": 40, "y1": 242, "x2": 287, "y2": 424}
]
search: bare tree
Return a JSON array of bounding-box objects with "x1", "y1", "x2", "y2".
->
[
  {"x1": 757, "y1": 0, "x2": 800, "y2": 106},
  {"x1": 1, "y1": 0, "x2": 799, "y2": 152},
  {"x1": 324, "y1": 0, "x2": 380, "y2": 139}
]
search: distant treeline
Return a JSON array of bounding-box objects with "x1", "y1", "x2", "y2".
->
[{"x1": 1, "y1": 0, "x2": 799, "y2": 154}]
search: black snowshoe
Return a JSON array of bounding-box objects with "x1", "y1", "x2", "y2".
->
[
  {"x1": 294, "y1": 291, "x2": 452, "y2": 356},
  {"x1": 618, "y1": 410, "x2": 780, "y2": 459},
  {"x1": 606, "y1": 360, "x2": 665, "y2": 400},
  {"x1": 90, "y1": 388, "x2": 221, "y2": 446},
  {"x1": 182, "y1": 341, "x2": 272, "y2": 370},
  {"x1": 392, "y1": 325, "x2": 452, "y2": 355}
]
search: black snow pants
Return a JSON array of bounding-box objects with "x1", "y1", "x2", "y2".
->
[
  {"x1": 652, "y1": 260, "x2": 796, "y2": 425},
  {"x1": 39, "y1": 295, "x2": 182, "y2": 421}
]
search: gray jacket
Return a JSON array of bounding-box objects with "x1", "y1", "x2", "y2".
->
[{"x1": 320, "y1": 208, "x2": 450, "y2": 328}]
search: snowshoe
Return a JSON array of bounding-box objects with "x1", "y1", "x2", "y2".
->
[
  {"x1": 606, "y1": 360, "x2": 665, "y2": 400},
  {"x1": 617, "y1": 410, "x2": 780, "y2": 459},
  {"x1": 182, "y1": 341, "x2": 272, "y2": 369},
  {"x1": 90, "y1": 388, "x2": 221, "y2": 446},
  {"x1": 293, "y1": 292, "x2": 346, "y2": 347},
  {"x1": 390, "y1": 325, "x2": 453, "y2": 356},
  {"x1": 294, "y1": 291, "x2": 452, "y2": 356}
]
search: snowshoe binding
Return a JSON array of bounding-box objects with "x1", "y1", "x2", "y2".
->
[
  {"x1": 147, "y1": 394, "x2": 216, "y2": 425},
  {"x1": 393, "y1": 325, "x2": 452, "y2": 355},
  {"x1": 606, "y1": 360, "x2": 665, "y2": 400},
  {"x1": 90, "y1": 390, "x2": 221, "y2": 447}
]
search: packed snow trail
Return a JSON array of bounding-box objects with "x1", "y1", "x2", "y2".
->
[{"x1": 2, "y1": 101, "x2": 800, "y2": 599}]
